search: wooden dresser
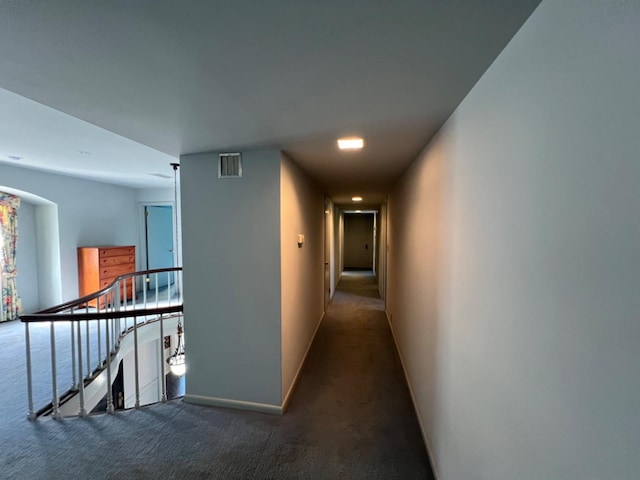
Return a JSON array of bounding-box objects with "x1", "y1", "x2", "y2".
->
[{"x1": 77, "y1": 246, "x2": 136, "y2": 307}]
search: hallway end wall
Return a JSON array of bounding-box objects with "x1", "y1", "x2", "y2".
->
[
  {"x1": 387, "y1": 1, "x2": 640, "y2": 479},
  {"x1": 280, "y1": 153, "x2": 324, "y2": 405}
]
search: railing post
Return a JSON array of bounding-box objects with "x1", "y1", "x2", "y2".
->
[
  {"x1": 85, "y1": 320, "x2": 91, "y2": 378},
  {"x1": 143, "y1": 280, "x2": 148, "y2": 309},
  {"x1": 110, "y1": 291, "x2": 117, "y2": 354},
  {"x1": 24, "y1": 322, "x2": 36, "y2": 420},
  {"x1": 70, "y1": 320, "x2": 77, "y2": 390},
  {"x1": 105, "y1": 318, "x2": 114, "y2": 413},
  {"x1": 76, "y1": 321, "x2": 87, "y2": 417},
  {"x1": 133, "y1": 312, "x2": 140, "y2": 409},
  {"x1": 22, "y1": 268, "x2": 183, "y2": 418},
  {"x1": 116, "y1": 283, "x2": 122, "y2": 346},
  {"x1": 159, "y1": 314, "x2": 167, "y2": 402},
  {"x1": 155, "y1": 274, "x2": 159, "y2": 309},
  {"x1": 50, "y1": 321, "x2": 61, "y2": 419},
  {"x1": 97, "y1": 305, "x2": 102, "y2": 370}
]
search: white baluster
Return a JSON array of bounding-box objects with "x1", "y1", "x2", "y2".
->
[
  {"x1": 105, "y1": 318, "x2": 114, "y2": 413},
  {"x1": 96, "y1": 304, "x2": 102, "y2": 370},
  {"x1": 155, "y1": 273, "x2": 159, "y2": 308},
  {"x1": 159, "y1": 314, "x2": 167, "y2": 402},
  {"x1": 50, "y1": 321, "x2": 61, "y2": 419},
  {"x1": 133, "y1": 313, "x2": 140, "y2": 409},
  {"x1": 70, "y1": 320, "x2": 77, "y2": 390},
  {"x1": 76, "y1": 321, "x2": 87, "y2": 417},
  {"x1": 85, "y1": 320, "x2": 91, "y2": 378},
  {"x1": 25, "y1": 322, "x2": 36, "y2": 420}
]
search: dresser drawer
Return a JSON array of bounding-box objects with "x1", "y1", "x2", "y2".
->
[
  {"x1": 100, "y1": 254, "x2": 135, "y2": 267},
  {"x1": 100, "y1": 276, "x2": 135, "y2": 290},
  {"x1": 100, "y1": 263, "x2": 135, "y2": 278},
  {"x1": 100, "y1": 246, "x2": 135, "y2": 258}
]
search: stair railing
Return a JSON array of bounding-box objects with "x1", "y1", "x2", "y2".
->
[{"x1": 20, "y1": 267, "x2": 183, "y2": 419}]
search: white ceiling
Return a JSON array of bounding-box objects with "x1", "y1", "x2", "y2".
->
[{"x1": 0, "y1": 0, "x2": 540, "y2": 204}]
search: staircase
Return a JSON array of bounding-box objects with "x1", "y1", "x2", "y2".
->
[{"x1": 20, "y1": 268, "x2": 184, "y2": 419}]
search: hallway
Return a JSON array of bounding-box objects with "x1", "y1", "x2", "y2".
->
[{"x1": 1, "y1": 273, "x2": 433, "y2": 479}]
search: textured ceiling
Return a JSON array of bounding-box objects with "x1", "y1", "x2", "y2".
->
[{"x1": 0, "y1": 0, "x2": 541, "y2": 204}]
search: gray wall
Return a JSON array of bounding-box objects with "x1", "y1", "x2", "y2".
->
[
  {"x1": 1, "y1": 163, "x2": 140, "y2": 305},
  {"x1": 280, "y1": 153, "x2": 324, "y2": 404},
  {"x1": 387, "y1": 1, "x2": 640, "y2": 479},
  {"x1": 376, "y1": 202, "x2": 387, "y2": 300},
  {"x1": 181, "y1": 150, "x2": 282, "y2": 409}
]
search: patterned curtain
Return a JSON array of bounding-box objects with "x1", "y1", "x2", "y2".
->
[{"x1": 0, "y1": 192, "x2": 22, "y2": 322}]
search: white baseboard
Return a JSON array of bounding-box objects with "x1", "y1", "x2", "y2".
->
[
  {"x1": 281, "y1": 311, "x2": 325, "y2": 413},
  {"x1": 385, "y1": 309, "x2": 440, "y2": 480},
  {"x1": 183, "y1": 394, "x2": 282, "y2": 415}
]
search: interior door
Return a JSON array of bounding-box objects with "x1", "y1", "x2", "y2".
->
[
  {"x1": 144, "y1": 205, "x2": 174, "y2": 289},
  {"x1": 343, "y1": 213, "x2": 374, "y2": 270}
]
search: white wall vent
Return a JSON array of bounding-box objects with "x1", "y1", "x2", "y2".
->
[{"x1": 218, "y1": 152, "x2": 242, "y2": 178}]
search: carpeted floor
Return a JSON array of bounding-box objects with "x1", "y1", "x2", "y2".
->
[{"x1": 0, "y1": 272, "x2": 434, "y2": 479}]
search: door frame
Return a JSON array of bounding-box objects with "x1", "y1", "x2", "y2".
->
[{"x1": 138, "y1": 201, "x2": 176, "y2": 279}]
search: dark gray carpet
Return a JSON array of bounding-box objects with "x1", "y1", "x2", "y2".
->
[{"x1": 1, "y1": 272, "x2": 433, "y2": 479}]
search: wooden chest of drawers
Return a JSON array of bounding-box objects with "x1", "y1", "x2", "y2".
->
[{"x1": 77, "y1": 246, "x2": 136, "y2": 307}]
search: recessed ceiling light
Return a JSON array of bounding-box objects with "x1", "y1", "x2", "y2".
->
[
  {"x1": 78, "y1": 150, "x2": 92, "y2": 156},
  {"x1": 337, "y1": 137, "x2": 364, "y2": 150},
  {"x1": 352, "y1": 196, "x2": 363, "y2": 202}
]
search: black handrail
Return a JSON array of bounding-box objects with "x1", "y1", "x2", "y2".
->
[{"x1": 20, "y1": 267, "x2": 183, "y2": 323}]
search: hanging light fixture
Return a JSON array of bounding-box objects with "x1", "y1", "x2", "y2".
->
[
  {"x1": 167, "y1": 319, "x2": 186, "y2": 376},
  {"x1": 166, "y1": 162, "x2": 185, "y2": 376}
]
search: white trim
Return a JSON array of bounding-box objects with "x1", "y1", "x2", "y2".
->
[
  {"x1": 137, "y1": 200, "x2": 175, "y2": 273},
  {"x1": 385, "y1": 309, "x2": 440, "y2": 480},
  {"x1": 281, "y1": 311, "x2": 325, "y2": 413},
  {"x1": 183, "y1": 394, "x2": 282, "y2": 415}
]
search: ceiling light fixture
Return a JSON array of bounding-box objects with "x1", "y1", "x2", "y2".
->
[
  {"x1": 78, "y1": 150, "x2": 92, "y2": 156},
  {"x1": 337, "y1": 137, "x2": 364, "y2": 150},
  {"x1": 352, "y1": 196, "x2": 363, "y2": 202},
  {"x1": 7, "y1": 155, "x2": 22, "y2": 161}
]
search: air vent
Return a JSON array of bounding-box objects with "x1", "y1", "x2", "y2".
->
[{"x1": 218, "y1": 152, "x2": 242, "y2": 178}]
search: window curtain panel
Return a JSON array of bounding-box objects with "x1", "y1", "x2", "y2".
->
[{"x1": 0, "y1": 191, "x2": 22, "y2": 322}]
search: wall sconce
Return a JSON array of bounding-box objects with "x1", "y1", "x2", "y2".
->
[{"x1": 297, "y1": 234, "x2": 304, "y2": 248}]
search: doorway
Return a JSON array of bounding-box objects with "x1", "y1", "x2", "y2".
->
[
  {"x1": 143, "y1": 205, "x2": 174, "y2": 289},
  {"x1": 343, "y1": 213, "x2": 375, "y2": 271}
]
